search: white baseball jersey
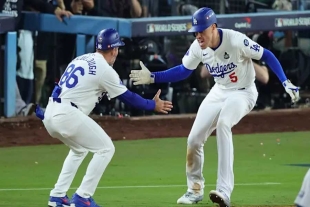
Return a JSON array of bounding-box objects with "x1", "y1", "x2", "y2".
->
[
  {"x1": 182, "y1": 28, "x2": 264, "y2": 89},
  {"x1": 58, "y1": 52, "x2": 127, "y2": 115}
]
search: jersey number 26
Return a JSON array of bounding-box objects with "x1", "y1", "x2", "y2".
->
[{"x1": 59, "y1": 64, "x2": 85, "y2": 88}]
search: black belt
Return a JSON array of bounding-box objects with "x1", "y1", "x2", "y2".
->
[
  {"x1": 238, "y1": 88, "x2": 245, "y2": 90},
  {"x1": 52, "y1": 98, "x2": 78, "y2": 109}
]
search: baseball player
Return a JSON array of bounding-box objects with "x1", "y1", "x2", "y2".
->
[
  {"x1": 295, "y1": 169, "x2": 310, "y2": 207},
  {"x1": 35, "y1": 28, "x2": 173, "y2": 207},
  {"x1": 129, "y1": 7, "x2": 300, "y2": 207}
]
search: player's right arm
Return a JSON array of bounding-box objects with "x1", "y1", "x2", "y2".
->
[
  {"x1": 129, "y1": 41, "x2": 201, "y2": 85},
  {"x1": 101, "y1": 67, "x2": 172, "y2": 114},
  {"x1": 118, "y1": 89, "x2": 172, "y2": 114}
]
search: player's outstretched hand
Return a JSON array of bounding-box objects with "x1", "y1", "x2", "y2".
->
[
  {"x1": 129, "y1": 61, "x2": 155, "y2": 85},
  {"x1": 283, "y1": 80, "x2": 300, "y2": 103},
  {"x1": 153, "y1": 89, "x2": 173, "y2": 114}
]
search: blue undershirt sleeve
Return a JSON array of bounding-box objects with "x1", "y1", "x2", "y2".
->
[
  {"x1": 152, "y1": 64, "x2": 193, "y2": 83},
  {"x1": 117, "y1": 90, "x2": 155, "y2": 111},
  {"x1": 260, "y1": 48, "x2": 287, "y2": 83}
]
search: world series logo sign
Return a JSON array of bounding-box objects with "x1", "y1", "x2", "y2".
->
[
  {"x1": 275, "y1": 17, "x2": 310, "y2": 28},
  {"x1": 146, "y1": 23, "x2": 190, "y2": 33}
]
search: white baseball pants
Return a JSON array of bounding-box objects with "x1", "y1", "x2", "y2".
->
[
  {"x1": 43, "y1": 98, "x2": 115, "y2": 198},
  {"x1": 186, "y1": 84, "x2": 258, "y2": 199},
  {"x1": 295, "y1": 168, "x2": 310, "y2": 207}
]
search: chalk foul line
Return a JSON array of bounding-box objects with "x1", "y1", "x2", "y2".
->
[{"x1": 0, "y1": 182, "x2": 281, "y2": 192}]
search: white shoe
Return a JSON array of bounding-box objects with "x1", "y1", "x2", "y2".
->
[
  {"x1": 209, "y1": 190, "x2": 230, "y2": 207},
  {"x1": 177, "y1": 191, "x2": 203, "y2": 204}
]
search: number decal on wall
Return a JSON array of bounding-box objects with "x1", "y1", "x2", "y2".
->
[
  {"x1": 229, "y1": 72, "x2": 238, "y2": 83},
  {"x1": 59, "y1": 64, "x2": 85, "y2": 88}
]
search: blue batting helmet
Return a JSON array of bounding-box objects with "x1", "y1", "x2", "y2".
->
[
  {"x1": 188, "y1": 7, "x2": 217, "y2": 33},
  {"x1": 96, "y1": 28, "x2": 125, "y2": 51}
]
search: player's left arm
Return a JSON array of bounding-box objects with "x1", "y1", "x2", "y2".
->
[
  {"x1": 260, "y1": 48, "x2": 299, "y2": 102},
  {"x1": 253, "y1": 61, "x2": 269, "y2": 84},
  {"x1": 236, "y1": 32, "x2": 300, "y2": 103},
  {"x1": 129, "y1": 40, "x2": 201, "y2": 85}
]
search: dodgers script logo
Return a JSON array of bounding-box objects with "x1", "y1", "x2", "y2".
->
[{"x1": 205, "y1": 62, "x2": 237, "y2": 78}]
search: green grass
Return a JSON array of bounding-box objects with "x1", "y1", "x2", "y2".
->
[{"x1": 0, "y1": 132, "x2": 309, "y2": 206}]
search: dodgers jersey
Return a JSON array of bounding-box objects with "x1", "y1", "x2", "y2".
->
[
  {"x1": 182, "y1": 29, "x2": 264, "y2": 89},
  {"x1": 58, "y1": 53, "x2": 127, "y2": 115}
]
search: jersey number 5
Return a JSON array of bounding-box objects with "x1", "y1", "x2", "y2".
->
[
  {"x1": 59, "y1": 64, "x2": 85, "y2": 88},
  {"x1": 229, "y1": 72, "x2": 238, "y2": 83}
]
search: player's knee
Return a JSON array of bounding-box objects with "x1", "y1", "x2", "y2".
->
[
  {"x1": 97, "y1": 143, "x2": 115, "y2": 158},
  {"x1": 70, "y1": 149, "x2": 88, "y2": 158},
  {"x1": 187, "y1": 135, "x2": 203, "y2": 149},
  {"x1": 217, "y1": 118, "x2": 232, "y2": 130},
  {"x1": 109, "y1": 144, "x2": 115, "y2": 156}
]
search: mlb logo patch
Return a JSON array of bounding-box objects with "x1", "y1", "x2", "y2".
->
[
  {"x1": 146, "y1": 24, "x2": 155, "y2": 33},
  {"x1": 185, "y1": 50, "x2": 190, "y2": 56},
  {"x1": 275, "y1": 18, "x2": 283, "y2": 27}
]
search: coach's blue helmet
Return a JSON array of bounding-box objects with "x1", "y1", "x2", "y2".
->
[
  {"x1": 96, "y1": 28, "x2": 125, "y2": 51},
  {"x1": 188, "y1": 7, "x2": 217, "y2": 33}
]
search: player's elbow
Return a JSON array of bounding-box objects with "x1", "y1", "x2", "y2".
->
[
  {"x1": 262, "y1": 75, "x2": 269, "y2": 84},
  {"x1": 254, "y1": 63, "x2": 269, "y2": 84},
  {"x1": 258, "y1": 72, "x2": 269, "y2": 85}
]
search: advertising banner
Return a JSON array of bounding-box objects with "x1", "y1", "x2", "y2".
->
[
  {"x1": 131, "y1": 11, "x2": 310, "y2": 37},
  {"x1": 132, "y1": 19, "x2": 193, "y2": 36}
]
